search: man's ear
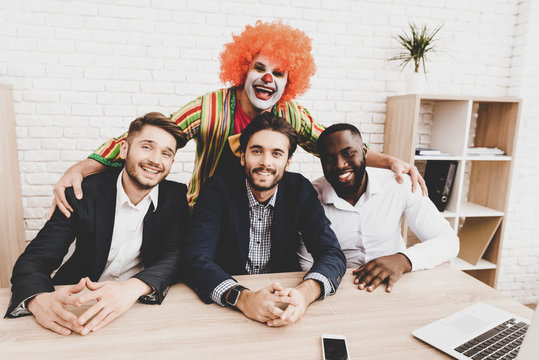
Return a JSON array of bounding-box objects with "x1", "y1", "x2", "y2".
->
[
  {"x1": 240, "y1": 151, "x2": 245, "y2": 167},
  {"x1": 285, "y1": 156, "x2": 292, "y2": 171},
  {"x1": 119, "y1": 139, "x2": 128, "y2": 160}
]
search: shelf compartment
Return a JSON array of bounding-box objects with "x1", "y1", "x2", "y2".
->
[
  {"x1": 457, "y1": 216, "x2": 503, "y2": 265},
  {"x1": 473, "y1": 101, "x2": 520, "y2": 158}
]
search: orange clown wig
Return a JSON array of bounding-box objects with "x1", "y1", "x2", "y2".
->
[{"x1": 219, "y1": 20, "x2": 316, "y2": 105}]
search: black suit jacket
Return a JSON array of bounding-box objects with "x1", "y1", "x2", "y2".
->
[
  {"x1": 183, "y1": 171, "x2": 346, "y2": 303},
  {"x1": 6, "y1": 169, "x2": 189, "y2": 317}
]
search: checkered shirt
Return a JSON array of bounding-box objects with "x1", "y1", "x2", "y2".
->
[{"x1": 245, "y1": 179, "x2": 277, "y2": 274}]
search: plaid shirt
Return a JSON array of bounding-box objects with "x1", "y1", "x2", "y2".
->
[
  {"x1": 245, "y1": 179, "x2": 277, "y2": 274},
  {"x1": 211, "y1": 180, "x2": 333, "y2": 306}
]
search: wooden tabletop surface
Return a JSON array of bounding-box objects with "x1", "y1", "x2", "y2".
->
[{"x1": 0, "y1": 264, "x2": 533, "y2": 359}]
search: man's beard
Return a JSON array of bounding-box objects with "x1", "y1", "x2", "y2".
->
[
  {"x1": 124, "y1": 157, "x2": 163, "y2": 191},
  {"x1": 331, "y1": 154, "x2": 367, "y2": 198},
  {"x1": 246, "y1": 167, "x2": 282, "y2": 192}
]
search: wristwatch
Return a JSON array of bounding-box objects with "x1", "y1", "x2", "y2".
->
[{"x1": 224, "y1": 285, "x2": 249, "y2": 308}]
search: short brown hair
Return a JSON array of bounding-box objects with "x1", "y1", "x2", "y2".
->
[
  {"x1": 127, "y1": 112, "x2": 187, "y2": 150},
  {"x1": 239, "y1": 112, "x2": 298, "y2": 158}
]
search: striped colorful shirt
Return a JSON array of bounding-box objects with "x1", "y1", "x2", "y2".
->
[{"x1": 89, "y1": 87, "x2": 325, "y2": 207}]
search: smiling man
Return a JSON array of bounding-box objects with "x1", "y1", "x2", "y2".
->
[
  {"x1": 298, "y1": 124, "x2": 459, "y2": 292},
  {"x1": 183, "y1": 113, "x2": 346, "y2": 327},
  {"x1": 49, "y1": 21, "x2": 425, "y2": 217},
  {"x1": 5, "y1": 113, "x2": 189, "y2": 336}
]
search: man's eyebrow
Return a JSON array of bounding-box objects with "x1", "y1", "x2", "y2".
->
[
  {"x1": 248, "y1": 144, "x2": 285, "y2": 152},
  {"x1": 253, "y1": 62, "x2": 266, "y2": 68}
]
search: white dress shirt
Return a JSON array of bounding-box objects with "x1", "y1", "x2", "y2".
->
[
  {"x1": 298, "y1": 168, "x2": 459, "y2": 271},
  {"x1": 98, "y1": 170, "x2": 159, "y2": 282}
]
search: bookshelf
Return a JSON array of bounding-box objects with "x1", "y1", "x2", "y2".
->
[{"x1": 383, "y1": 94, "x2": 521, "y2": 287}]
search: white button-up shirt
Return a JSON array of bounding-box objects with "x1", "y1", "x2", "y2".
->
[
  {"x1": 298, "y1": 168, "x2": 459, "y2": 271},
  {"x1": 98, "y1": 170, "x2": 159, "y2": 282}
]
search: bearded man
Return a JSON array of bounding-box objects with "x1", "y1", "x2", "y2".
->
[
  {"x1": 50, "y1": 21, "x2": 425, "y2": 216},
  {"x1": 183, "y1": 113, "x2": 346, "y2": 327},
  {"x1": 297, "y1": 124, "x2": 459, "y2": 293}
]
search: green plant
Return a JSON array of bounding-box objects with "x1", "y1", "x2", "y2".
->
[{"x1": 389, "y1": 23, "x2": 443, "y2": 74}]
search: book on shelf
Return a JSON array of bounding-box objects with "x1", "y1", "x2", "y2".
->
[
  {"x1": 415, "y1": 148, "x2": 449, "y2": 156},
  {"x1": 466, "y1": 147, "x2": 505, "y2": 156}
]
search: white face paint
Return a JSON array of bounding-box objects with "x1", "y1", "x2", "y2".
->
[{"x1": 244, "y1": 55, "x2": 288, "y2": 111}]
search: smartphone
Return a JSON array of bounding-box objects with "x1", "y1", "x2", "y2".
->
[{"x1": 321, "y1": 334, "x2": 350, "y2": 360}]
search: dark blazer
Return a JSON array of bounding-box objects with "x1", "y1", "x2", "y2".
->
[
  {"x1": 183, "y1": 171, "x2": 346, "y2": 303},
  {"x1": 6, "y1": 169, "x2": 189, "y2": 318}
]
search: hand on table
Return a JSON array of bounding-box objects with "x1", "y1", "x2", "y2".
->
[
  {"x1": 27, "y1": 278, "x2": 86, "y2": 336},
  {"x1": 236, "y1": 282, "x2": 298, "y2": 324},
  {"x1": 75, "y1": 277, "x2": 151, "y2": 336},
  {"x1": 353, "y1": 254, "x2": 412, "y2": 293},
  {"x1": 390, "y1": 159, "x2": 428, "y2": 196}
]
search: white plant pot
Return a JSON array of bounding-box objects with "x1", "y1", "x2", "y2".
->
[{"x1": 404, "y1": 72, "x2": 426, "y2": 94}]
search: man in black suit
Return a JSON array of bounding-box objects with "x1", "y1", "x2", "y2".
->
[
  {"x1": 5, "y1": 112, "x2": 189, "y2": 336},
  {"x1": 183, "y1": 113, "x2": 346, "y2": 327}
]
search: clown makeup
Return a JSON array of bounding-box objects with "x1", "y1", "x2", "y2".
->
[{"x1": 244, "y1": 55, "x2": 288, "y2": 111}]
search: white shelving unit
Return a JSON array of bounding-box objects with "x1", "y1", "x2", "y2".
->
[{"x1": 384, "y1": 94, "x2": 521, "y2": 287}]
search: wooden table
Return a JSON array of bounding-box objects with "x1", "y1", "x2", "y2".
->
[{"x1": 0, "y1": 264, "x2": 533, "y2": 359}]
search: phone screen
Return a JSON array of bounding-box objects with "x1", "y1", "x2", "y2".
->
[{"x1": 323, "y1": 337, "x2": 349, "y2": 360}]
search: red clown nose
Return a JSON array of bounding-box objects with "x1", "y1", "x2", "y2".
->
[{"x1": 261, "y1": 73, "x2": 273, "y2": 83}]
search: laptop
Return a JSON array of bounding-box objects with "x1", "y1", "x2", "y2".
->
[{"x1": 413, "y1": 302, "x2": 538, "y2": 359}]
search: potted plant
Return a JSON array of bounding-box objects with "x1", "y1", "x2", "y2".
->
[{"x1": 389, "y1": 23, "x2": 443, "y2": 93}]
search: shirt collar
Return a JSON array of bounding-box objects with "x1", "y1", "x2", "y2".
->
[
  {"x1": 245, "y1": 178, "x2": 278, "y2": 208},
  {"x1": 116, "y1": 169, "x2": 159, "y2": 211},
  {"x1": 318, "y1": 168, "x2": 381, "y2": 207}
]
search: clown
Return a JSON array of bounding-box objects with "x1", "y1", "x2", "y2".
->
[{"x1": 50, "y1": 21, "x2": 425, "y2": 215}]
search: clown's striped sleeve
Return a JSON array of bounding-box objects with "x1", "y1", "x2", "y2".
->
[
  {"x1": 277, "y1": 100, "x2": 326, "y2": 157},
  {"x1": 88, "y1": 97, "x2": 203, "y2": 167}
]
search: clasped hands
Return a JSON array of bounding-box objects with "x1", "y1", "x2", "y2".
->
[
  {"x1": 236, "y1": 280, "x2": 320, "y2": 327},
  {"x1": 27, "y1": 277, "x2": 150, "y2": 336}
]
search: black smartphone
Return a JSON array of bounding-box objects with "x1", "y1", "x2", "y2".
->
[{"x1": 321, "y1": 334, "x2": 350, "y2": 360}]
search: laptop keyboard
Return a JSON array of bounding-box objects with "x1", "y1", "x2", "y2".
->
[{"x1": 454, "y1": 318, "x2": 528, "y2": 359}]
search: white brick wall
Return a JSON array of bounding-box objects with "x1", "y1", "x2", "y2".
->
[
  {"x1": 1, "y1": 0, "x2": 537, "y2": 304},
  {"x1": 503, "y1": 0, "x2": 539, "y2": 305}
]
